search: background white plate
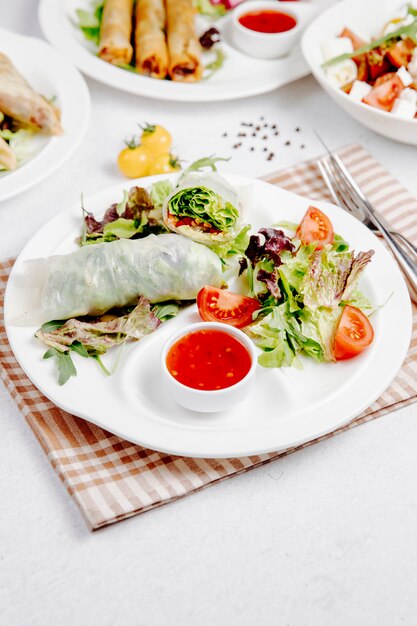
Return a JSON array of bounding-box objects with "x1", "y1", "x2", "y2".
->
[
  {"x1": 0, "y1": 29, "x2": 90, "y2": 202},
  {"x1": 39, "y1": 0, "x2": 330, "y2": 102},
  {"x1": 4, "y1": 174, "x2": 412, "y2": 458},
  {"x1": 302, "y1": 0, "x2": 417, "y2": 145}
]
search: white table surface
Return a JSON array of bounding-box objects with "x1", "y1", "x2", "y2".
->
[{"x1": 1, "y1": 2, "x2": 417, "y2": 625}]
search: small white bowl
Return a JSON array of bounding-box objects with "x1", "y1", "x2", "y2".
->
[
  {"x1": 301, "y1": 0, "x2": 417, "y2": 145},
  {"x1": 161, "y1": 321, "x2": 257, "y2": 413},
  {"x1": 230, "y1": 0, "x2": 316, "y2": 60}
]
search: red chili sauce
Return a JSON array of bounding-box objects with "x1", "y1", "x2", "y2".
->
[
  {"x1": 239, "y1": 10, "x2": 297, "y2": 34},
  {"x1": 166, "y1": 329, "x2": 252, "y2": 391}
]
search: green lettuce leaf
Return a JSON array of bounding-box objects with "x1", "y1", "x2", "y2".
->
[
  {"x1": 168, "y1": 185, "x2": 239, "y2": 231},
  {"x1": 301, "y1": 247, "x2": 374, "y2": 310},
  {"x1": 76, "y1": 4, "x2": 104, "y2": 45},
  {"x1": 149, "y1": 179, "x2": 173, "y2": 209},
  {"x1": 246, "y1": 302, "x2": 324, "y2": 368}
]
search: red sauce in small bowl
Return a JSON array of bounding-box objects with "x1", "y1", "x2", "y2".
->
[
  {"x1": 166, "y1": 329, "x2": 252, "y2": 391},
  {"x1": 239, "y1": 10, "x2": 297, "y2": 34}
]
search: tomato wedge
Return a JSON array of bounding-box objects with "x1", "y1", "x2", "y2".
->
[
  {"x1": 363, "y1": 75, "x2": 404, "y2": 112},
  {"x1": 386, "y1": 39, "x2": 415, "y2": 68},
  {"x1": 333, "y1": 305, "x2": 374, "y2": 360},
  {"x1": 197, "y1": 287, "x2": 260, "y2": 328},
  {"x1": 296, "y1": 206, "x2": 334, "y2": 249}
]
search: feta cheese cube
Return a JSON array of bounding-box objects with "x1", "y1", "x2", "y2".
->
[
  {"x1": 391, "y1": 98, "x2": 416, "y2": 119},
  {"x1": 349, "y1": 80, "x2": 372, "y2": 102},
  {"x1": 400, "y1": 88, "x2": 417, "y2": 106},
  {"x1": 321, "y1": 37, "x2": 354, "y2": 62},
  {"x1": 325, "y1": 59, "x2": 358, "y2": 88},
  {"x1": 397, "y1": 66, "x2": 413, "y2": 87}
]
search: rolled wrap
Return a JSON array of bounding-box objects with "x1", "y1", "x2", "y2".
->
[
  {"x1": 166, "y1": 0, "x2": 202, "y2": 82},
  {"x1": 98, "y1": 0, "x2": 134, "y2": 65},
  {"x1": 11, "y1": 234, "x2": 222, "y2": 326},
  {"x1": 0, "y1": 54, "x2": 62, "y2": 135},
  {"x1": 163, "y1": 172, "x2": 241, "y2": 245},
  {"x1": 135, "y1": 0, "x2": 169, "y2": 79}
]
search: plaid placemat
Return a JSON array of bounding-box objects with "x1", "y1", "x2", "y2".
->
[{"x1": 1, "y1": 143, "x2": 416, "y2": 530}]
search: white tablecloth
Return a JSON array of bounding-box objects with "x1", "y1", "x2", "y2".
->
[{"x1": 1, "y1": 2, "x2": 417, "y2": 625}]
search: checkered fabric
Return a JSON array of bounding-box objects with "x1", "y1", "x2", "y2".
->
[{"x1": 1, "y1": 144, "x2": 416, "y2": 529}]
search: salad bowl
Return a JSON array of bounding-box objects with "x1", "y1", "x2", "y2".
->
[
  {"x1": 302, "y1": 0, "x2": 417, "y2": 145},
  {"x1": 4, "y1": 173, "x2": 412, "y2": 458}
]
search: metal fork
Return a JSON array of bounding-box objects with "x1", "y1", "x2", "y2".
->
[{"x1": 315, "y1": 143, "x2": 417, "y2": 303}]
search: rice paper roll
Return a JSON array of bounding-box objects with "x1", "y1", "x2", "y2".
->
[
  {"x1": 0, "y1": 135, "x2": 17, "y2": 170},
  {"x1": 98, "y1": 0, "x2": 134, "y2": 65},
  {"x1": 166, "y1": 0, "x2": 202, "y2": 82},
  {"x1": 135, "y1": 0, "x2": 168, "y2": 79},
  {"x1": 10, "y1": 234, "x2": 222, "y2": 326},
  {"x1": 162, "y1": 172, "x2": 241, "y2": 245},
  {"x1": 0, "y1": 54, "x2": 62, "y2": 135}
]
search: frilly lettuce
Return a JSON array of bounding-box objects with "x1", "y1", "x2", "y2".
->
[{"x1": 163, "y1": 171, "x2": 241, "y2": 245}]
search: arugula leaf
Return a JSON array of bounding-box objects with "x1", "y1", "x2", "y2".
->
[
  {"x1": 152, "y1": 303, "x2": 180, "y2": 321},
  {"x1": 39, "y1": 319, "x2": 67, "y2": 333},
  {"x1": 43, "y1": 348, "x2": 77, "y2": 385},
  {"x1": 179, "y1": 156, "x2": 230, "y2": 181}
]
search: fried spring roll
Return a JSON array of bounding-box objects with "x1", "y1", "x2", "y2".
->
[
  {"x1": 166, "y1": 0, "x2": 202, "y2": 82},
  {"x1": 0, "y1": 54, "x2": 62, "y2": 135},
  {"x1": 135, "y1": 0, "x2": 169, "y2": 79},
  {"x1": 0, "y1": 135, "x2": 17, "y2": 171},
  {"x1": 99, "y1": 0, "x2": 134, "y2": 65}
]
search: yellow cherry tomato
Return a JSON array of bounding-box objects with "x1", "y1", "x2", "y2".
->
[
  {"x1": 148, "y1": 153, "x2": 181, "y2": 175},
  {"x1": 117, "y1": 144, "x2": 151, "y2": 178},
  {"x1": 141, "y1": 124, "x2": 172, "y2": 156}
]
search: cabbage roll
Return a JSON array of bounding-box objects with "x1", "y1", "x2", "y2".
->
[
  {"x1": 162, "y1": 172, "x2": 241, "y2": 245},
  {"x1": 0, "y1": 135, "x2": 17, "y2": 170},
  {"x1": 11, "y1": 234, "x2": 222, "y2": 326},
  {"x1": 0, "y1": 54, "x2": 62, "y2": 135},
  {"x1": 99, "y1": 0, "x2": 134, "y2": 65},
  {"x1": 166, "y1": 0, "x2": 202, "y2": 82},
  {"x1": 135, "y1": 0, "x2": 169, "y2": 79}
]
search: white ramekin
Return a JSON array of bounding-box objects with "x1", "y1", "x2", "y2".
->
[
  {"x1": 230, "y1": 0, "x2": 316, "y2": 60},
  {"x1": 160, "y1": 321, "x2": 258, "y2": 413}
]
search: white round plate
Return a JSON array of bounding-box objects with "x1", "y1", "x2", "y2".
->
[
  {"x1": 0, "y1": 29, "x2": 90, "y2": 202},
  {"x1": 4, "y1": 174, "x2": 412, "y2": 458},
  {"x1": 302, "y1": 0, "x2": 417, "y2": 145},
  {"x1": 38, "y1": 0, "x2": 327, "y2": 102}
]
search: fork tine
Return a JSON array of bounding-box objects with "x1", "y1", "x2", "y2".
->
[
  {"x1": 319, "y1": 157, "x2": 365, "y2": 219},
  {"x1": 317, "y1": 160, "x2": 341, "y2": 207},
  {"x1": 325, "y1": 157, "x2": 366, "y2": 217}
]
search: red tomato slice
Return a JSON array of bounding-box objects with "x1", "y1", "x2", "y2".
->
[
  {"x1": 197, "y1": 287, "x2": 260, "y2": 328},
  {"x1": 296, "y1": 206, "x2": 335, "y2": 249},
  {"x1": 363, "y1": 75, "x2": 404, "y2": 112},
  {"x1": 386, "y1": 39, "x2": 415, "y2": 68},
  {"x1": 373, "y1": 72, "x2": 397, "y2": 89},
  {"x1": 333, "y1": 305, "x2": 374, "y2": 360}
]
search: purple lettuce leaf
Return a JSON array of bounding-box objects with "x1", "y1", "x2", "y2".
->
[{"x1": 245, "y1": 228, "x2": 294, "y2": 267}]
